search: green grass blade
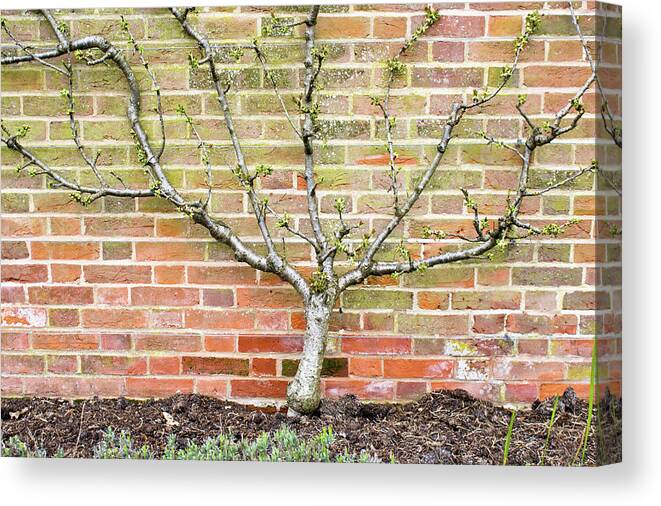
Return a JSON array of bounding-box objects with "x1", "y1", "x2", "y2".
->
[
  {"x1": 502, "y1": 410, "x2": 517, "y2": 465},
  {"x1": 575, "y1": 338, "x2": 598, "y2": 465},
  {"x1": 540, "y1": 395, "x2": 560, "y2": 466}
]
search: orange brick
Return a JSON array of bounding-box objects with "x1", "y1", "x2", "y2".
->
[{"x1": 349, "y1": 357, "x2": 382, "y2": 377}]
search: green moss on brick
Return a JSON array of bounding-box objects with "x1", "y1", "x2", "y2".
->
[
  {"x1": 343, "y1": 289, "x2": 412, "y2": 310},
  {"x1": 1, "y1": 193, "x2": 30, "y2": 213},
  {"x1": 102, "y1": 241, "x2": 132, "y2": 260},
  {"x1": 282, "y1": 357, "x2": 348, "y2": 377}
]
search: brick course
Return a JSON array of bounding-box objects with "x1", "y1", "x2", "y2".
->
[{"x1": 0, "y1": 2, "x2": 622, "y2": 406}]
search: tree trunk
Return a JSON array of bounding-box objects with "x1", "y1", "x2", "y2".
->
[{"x1": 286, "y1": 293, "x2": 333, "y2": 415}]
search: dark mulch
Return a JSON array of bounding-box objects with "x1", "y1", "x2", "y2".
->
[{"x1": 1, "y1": 388, "x2": 621, "y2": 465}]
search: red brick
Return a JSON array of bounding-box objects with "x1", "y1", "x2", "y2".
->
[
  {"x1": 82, "y1": 308, "x2": 148, "y2": 328},
  {"x1": 96, "y1": 287, "x2": 129, "y2": 305},
  {"x1": 236, "y1": 287, "x2": 301, "y2": 309},
  {"x1": 0, "y1": 376, "x2": 24, "y2": 396},
  {"x1": 384, "y1": 358, "x2": 453, "y2": 379},
  {"x1": 412, "y1": 67, "x2": 483, "y2": 88},
  {"x1": 505, "y1": 383, "x2": 539, "y2": 402},
  {"x1": 342, "y1": 337, "x2": 411, "y2": 355},
  {"x1": 84, "y1": 217, "x2": 153, "y2": 237},
  {"x1": 50, "y1": 217, "x2": 80, "y2": 235},
  {"x1": 540, "y1": 383, "x2": 592, "y2": 400},
  {"x1": 469, "y1": 2, "x2": 544, "y2": 10},
  {"x1": 202, "y1": 289, "x2": 234, "y2": 307},
  {"x1": 48, "y1": 308, "x2": 80, "y2": 327},
  {"x1": 452, "y1": 291, "x2": 521, "y2": 310},
  {"x1": 550, "y1": 339, "x2": 595, "y2": 358},
  {"x1": 51, "y1": 264, "x2": 82, "y2": 283},
  {"x1": 2, "y1": 217, "x2": 46, "y2": 237},
  {"x1": 238, "y1": 334, "x2": 303, "y2": 353},
  {"x1": 252, "y1": 358, "x2": 276, "y2": 376},
  {"x1": 506, "y1": 314, "x2": 577, "y2": 335},
  {"x1": 349, "y1": 357, "x2": 382, "y2": 377},
  {"x1": 2, "y1": 241, "x2": 29, "y2": 259},
  {"x1": 28, "y1": 286, "x2": 93, "y2": 305},
  {"x1": 31, "y1": 241, "x2": 99, "y2": 260},
  {"x1": 154, "y1": 265, "x2": 185, "y2": 284},
  {"x1": 24, "y1": 377, "x2": 123, "y2": 397},
  {"x1": 395, "y1": 381, "x2": 427, "y2": 400},
  {"x1": 149, "y1": 356, "x2": 181, "y2": 375},
  {"x1": 84, "y1": 265, "x2": 151, "y2": 284},
  {"x1": 204, "y1": 335, "x2": 235, "y2": 352},
  {"x1": 126, "y1": 377, "x2": 193, "y2": 397},
  {"x1": 1, "y1": 332, "x2": 29, "y2": 350},
  {"x1": 518, "y1": 339, "x2": 548, "y2": 355},
  {"x1": 468, "y1": 40, "x2": 543, "y2": 61},
  {"x1": 188, "y1": 266, "x2": 256, "y2": 285},
  {"x1": 2, "y1": 286, "x2": 25, "y2": 303},
  {"x1": 196, "y1": 378, "x2": 228, "y2": 397},
  {"x1": 101, "y1": 333, "x2": 131, "y2": 350},
  {"x1": 1, "y1": 354, "x2": 44, "y2": 374},
  {"x1": 32, "y1": 332, "x2": 98, "y2": 350},
  {"x1": 47, "y1": 355, "x2": 78, "y2": 374},
  {"x1": 316, "y1": 16, "x2": 370, "y2": 38},
  {"x1": 523, "y1": 65, "x2": 593, "y2": 88},
  {"x1": 132, "y1": 286, "x2": 199, "y2": 306},
  {"x1": 563, "y1": 291, "x2": 610, "y2": 310},
  {"x1": 477, "y1": 268, "x2": 510, "y2": 286},
  {"x1": 373, "y1": 16, "x2": 407, "y2": 38},
  {"x1": 417, "y1": 292, "x2": 449, "y2": 310},
  {"x1": 135, "y1": 334, "x2": 201, "y2": 352},
  {"x1": 254, "y1": 311, "x2": 288, "y2": 331},
  {"x1": 421, "y1": 15, "x2": 485, "y2": 37},
  {"x1": 149, "y1": 310, "x2": 183, "y2": 329},
  {"x1": 185, "y1": 310, "x2": 254, "y2": 330},
  {"x1": 136, "y1": 242, "x2": 205, "y2": 261},
  {"x1": 574, "y1": 244, "x2": 606, "y2": 263},
  {"x1": 431, "y1": 41, "x2": 465, "y2": 62},
  {"x1": 494, "y1": 359, "x2": 565, "y2": 381},
  {"x1": 487, "y1": 15, "x2": 522, "y2": 36},
  {"x1": 81, "y1": 355, "x2": 147, "y2": 375},
  {"x1": 1, "y1": 264, "x2": 48, "y2": 283},
  {"x1": 231, "y1": 379, "x2": 288, "y2": 399},
  {"x1": 182, "y1": 356, "x2": 249, "y2": 376}
]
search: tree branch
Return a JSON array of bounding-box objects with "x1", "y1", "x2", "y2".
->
[
  {"x1": 338, "y1": 11, "x2": 544, "y2": 290},
  {"x1": 170, "y1": 7, "x2": 310, "y2": 298},
  {"x1": 300, "y1": 5, "x2": 328, "y2": 259},
  {"x1": 569, "y1": 2, "x2": 621, "y2": 148}
]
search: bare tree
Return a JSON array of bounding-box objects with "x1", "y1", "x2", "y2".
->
[{"x1": 1, "y1": 5, "x2": 613, "y2": 415}]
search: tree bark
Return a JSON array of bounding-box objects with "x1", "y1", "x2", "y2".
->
[{"x1": 286, "y1": 293, "x2": 333, "y2": 415}]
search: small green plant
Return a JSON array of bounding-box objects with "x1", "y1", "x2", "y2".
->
[
  {"x1": 575, "y1": 339, "x2": 598, "y2": 465},
  {"x1": 1, "y1": 435, "x2": 46, "y2": 458},
  {"x1": 93, "y1": 428, "x2": 154, "y2": 459},
  {"x1": 56, "y1": 425, "x2": 385, "y2": 462},
  {"x1": 540, "y1": 395, "x2": 560, "y2": 466},
  {"x1": 502, "y1": 410, "x2": 517, "y2": 465},
  {"x1": 310, "y1": 270, "x2": 329, "y2": 293}
]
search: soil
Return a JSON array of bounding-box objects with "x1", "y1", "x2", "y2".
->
[{"x1": 1, "y1": 388, "x2": 621, "y2": 465}]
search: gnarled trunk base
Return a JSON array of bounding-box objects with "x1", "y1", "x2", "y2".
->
[{"x1": 286, "y1": 294, "x2": 332, "y2": 415}]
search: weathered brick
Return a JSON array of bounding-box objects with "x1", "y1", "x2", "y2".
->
[
  {"x1": 81, "y1": 355, "x2": 147, "y2": 375},
  {"x1": 231, "y1": 379, "x2": 288, "y2": 399},
  {"x1": 29, "y1": 286, "x2": 93, "y2": 305},
  {"x1": 398, "y1": 314, "x2": 468, "y2": 336},
  {"x1": 182, "y1": 356, "x2": 249, "y2": 376}
]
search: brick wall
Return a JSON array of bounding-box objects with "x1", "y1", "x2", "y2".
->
[{"x1": 0, "y1": 2, "x2": 622, "y2": 406}]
